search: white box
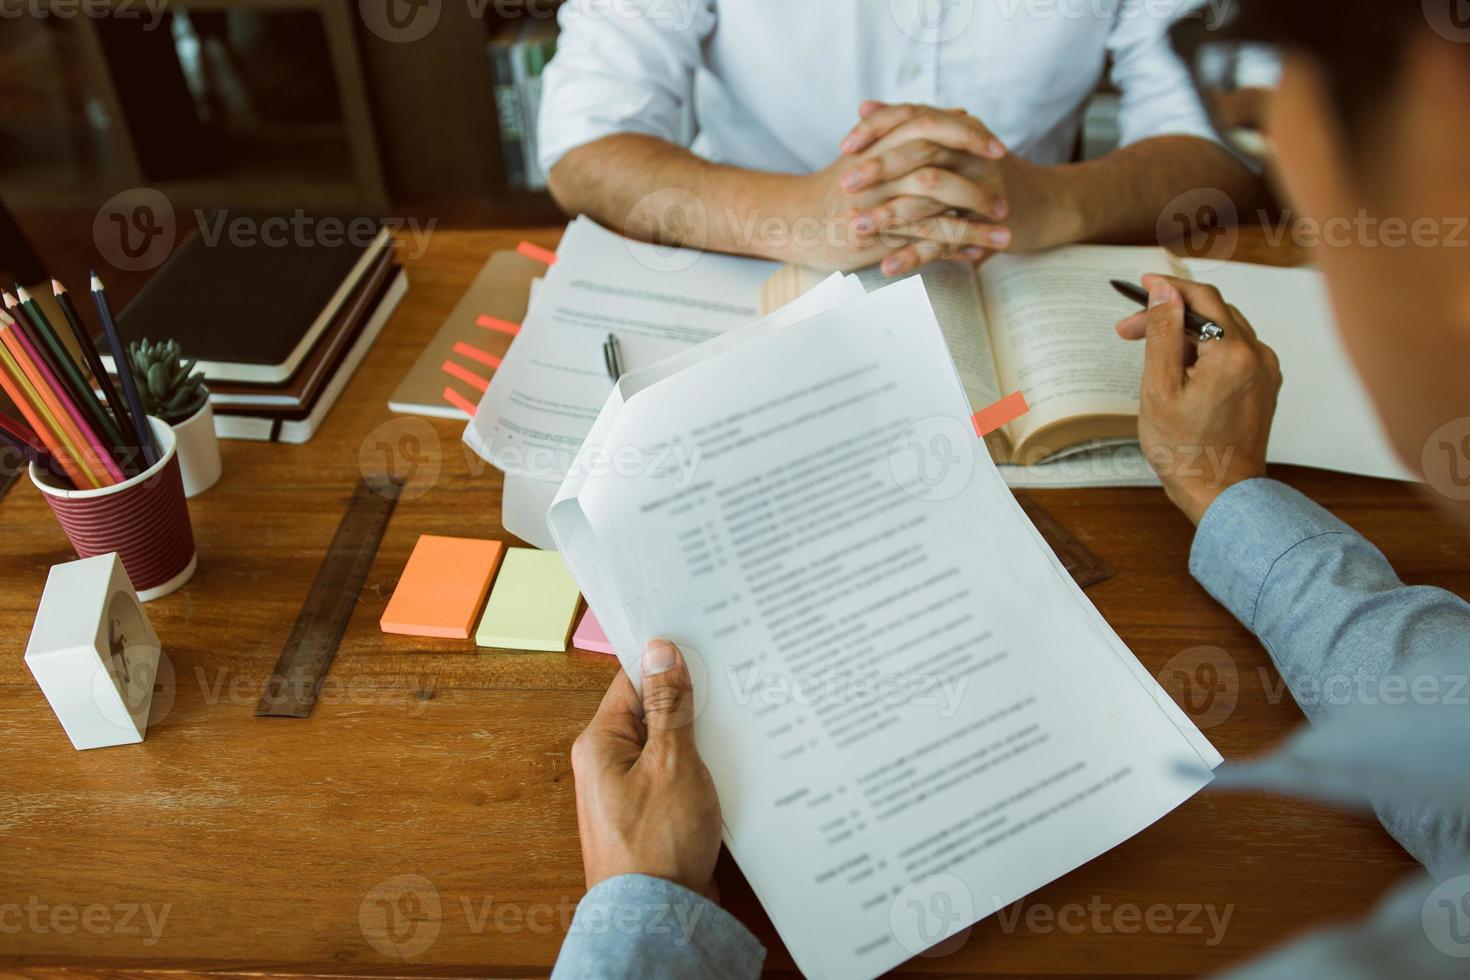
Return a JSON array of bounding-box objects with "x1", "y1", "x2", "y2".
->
[{"x1": 25, "y1": 553, "x2": 161, "y2": 750}]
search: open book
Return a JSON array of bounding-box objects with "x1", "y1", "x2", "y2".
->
[
  {"x1": 550, "y1": 275, "x2": 1220, "y2": 979},
  {"x1": 761, "y1": 246, "x2": 1413, "y2": 480}
]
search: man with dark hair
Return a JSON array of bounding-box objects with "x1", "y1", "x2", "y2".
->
[{"x1": 550, "y1": 3, "x2": 1470, "y2": 976}]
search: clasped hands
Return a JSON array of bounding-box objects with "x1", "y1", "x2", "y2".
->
[{"x1": 783, "y1": 101, "x2": 1076, "y2": 275}]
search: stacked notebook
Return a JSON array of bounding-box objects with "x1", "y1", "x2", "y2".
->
[{"x1": 104, "y1": 211, "x2": 408, "y2": 443}]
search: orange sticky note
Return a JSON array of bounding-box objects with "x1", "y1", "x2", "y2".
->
[
  {"x1": 517, "y1": 241, "x2": 558, "y2": 265},
  {"x1": 476, "y1": 314, "x2": 521, "y2": 336},
  {"x1": 972, "y1": 391, "x2": 1029, "y2": 437},
  {"x1": 453, "y1": 341, "x2": 502, "y2": 370},
  {"x1": 442, "y1": 359, "x2": 490, "y2": 392},
  {"x1": 380, "y1": 535, "x2": 506, "y2": 639},
  {"x1": 443, "y1": 386, "x2": 478, "y2": 417}
]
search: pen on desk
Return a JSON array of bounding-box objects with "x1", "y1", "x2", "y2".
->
[
  {"x1": 603, "y1": 332, "x2": 624, "y2": 381},
  {"x1": 1109, "y1": 279, "x2": 1225, "y2": 342}
]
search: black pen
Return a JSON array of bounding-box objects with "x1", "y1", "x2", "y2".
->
[
  {"x1": 1110, "y1": 279, "x2": 1225, "y2": 342},
  {"x1": 602, "y1": 332, "x2": 624, "y2": 381}
]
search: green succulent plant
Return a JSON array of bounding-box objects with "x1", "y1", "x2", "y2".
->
[{"x1": 127, "y1": 338, "x2": 210, "y2": 425}]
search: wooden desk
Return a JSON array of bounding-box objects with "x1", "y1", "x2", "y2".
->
[{"x1": 2, "y1": 228, "x2": 1465, "y2": 977}]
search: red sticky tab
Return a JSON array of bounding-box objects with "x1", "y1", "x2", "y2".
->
[
  {"x1": 442, "y1": 360, "x2": 490, "y2": 392},
  {"x1": 972, "y1": 391, "x2": 1029, "y2": 437},
  {"x1": 453, "y1": 341, "x2": 502, "y2": 369},
  {"x1": 517, "y1": 241, "x2": 558, "y2": 265},
  {"x1": 443, "y1": 386, "x2": 478, "y2": 417},
  {"x1": 476, "y1": 315, "x2": 521, "y2": 336}
]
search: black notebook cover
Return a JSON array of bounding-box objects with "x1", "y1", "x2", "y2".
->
[{"x1": 107, "y1": 211, "x2": 390, "y2": 383}]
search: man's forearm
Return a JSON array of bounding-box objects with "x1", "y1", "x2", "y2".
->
[
  {"x1": 547, "y1": 134, "x2": 805, "y2": 262},
  {"x1": 1046, "y1": 136, "x2": 1258, "y2": 245}
]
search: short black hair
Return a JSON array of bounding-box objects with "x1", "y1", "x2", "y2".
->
[{"x1": 1174, "y1": 1, "x2": 1450, "y2": 136}]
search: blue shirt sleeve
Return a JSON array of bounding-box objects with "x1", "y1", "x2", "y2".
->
[
  {"x1": 551, "y1": 874, "x2": 765, "y2": 980},
  {"x1": 1189, "y1": 478, "x2": 1470, "y2": 873}
]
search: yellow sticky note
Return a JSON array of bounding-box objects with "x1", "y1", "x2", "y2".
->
[{"x1": 474, "y1": 548, "x2": 581, "y2": 652}]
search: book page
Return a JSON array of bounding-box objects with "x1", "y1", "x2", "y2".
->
[
  {"x1": 1187, "y1": 259, "x2": 1414, "y2": 481},
  {"x1": 550, "y1": 279, "x2": 1215, "y2": 979},
  {"x1": 463, "y1": 217, "x2": 776, "y2": 480},
  {"x1": 761, "y1": 261, "x2": 1004, "y2": 413},
  {"x1": 979, "y1": 247, "x2": 1165, "y2": 449},
  {"x1": 855, "y1": 262, "x2": 1002, "y2": 412}
]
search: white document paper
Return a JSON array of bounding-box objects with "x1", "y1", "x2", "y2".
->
[
  {"x1": 464, "y1": 217, "x2": 777, "y2": 480},
  {"x1": 550, "y1": 278, "x2": 1218, "y2": 979},
  {"x1": 1183, "y1": 259, "x2": 1415, "y2": 482}
]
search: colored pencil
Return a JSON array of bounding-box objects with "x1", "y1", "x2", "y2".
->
[
  {"x1": 15, "y1": 284, "x2": 130, "y2": 458},
  {"x1": 1, "y1": 313, "x2": 121, "y2": 483},
  {"x1": 90, "y1": 272, "x2": 158, "y2": 467},
  {"x1": 0, "y1": 427, "x2": 56, "y2": 474},
  {"x1": 0, "y1": 317, "x2": 112, "y2": 485},
  {"x1": 0, "y1": 409, "x2": 44, "y2": 452},
  {"x1": 52, "y1": 278, "x2": 137, "y2": 470},
  {"x1": 0, "y1": 327, "x2": 91, "y2": 488}
]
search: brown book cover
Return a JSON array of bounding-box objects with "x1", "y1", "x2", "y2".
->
[{"x1": 205, "y1": 248, "x2": 396, "y2": 411}]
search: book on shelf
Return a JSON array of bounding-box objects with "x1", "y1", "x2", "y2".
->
[{"x1": 487, "y1": 18, "x2": 558, "y2": 191}]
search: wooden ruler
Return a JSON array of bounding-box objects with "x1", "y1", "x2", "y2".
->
[
  {"x1": 255, "y1": 475, "x2": 402, "y2": 718},
  {"x1": 1015, "y1": 493, "x2": 1114, "y2": 590}
]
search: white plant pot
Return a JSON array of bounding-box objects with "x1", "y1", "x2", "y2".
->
[{"x1": 171, "y1": 401, "x2": 222, "y2": 498}]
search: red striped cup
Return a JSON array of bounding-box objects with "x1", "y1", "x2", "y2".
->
[{"x1": 30, "y1": 418, "x2": 197, "y2": 601}]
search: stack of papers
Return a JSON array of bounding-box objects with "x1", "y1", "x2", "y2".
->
[{"x1": 544, "y1": 271, "x2": 1219, "y2": 978}]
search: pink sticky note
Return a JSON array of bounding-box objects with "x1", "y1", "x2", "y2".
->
[{"x1": 572, "y1": 610, "x2": 615, "y2": 655}]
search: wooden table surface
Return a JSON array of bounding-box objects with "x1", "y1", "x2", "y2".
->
[{"x1": 2, "y1": 226, "x2": 1465, "y2": 978}]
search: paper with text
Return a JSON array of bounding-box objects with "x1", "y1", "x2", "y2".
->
[{"x1": 549, "y1": 278, "x2": 1218, "y2": 979}]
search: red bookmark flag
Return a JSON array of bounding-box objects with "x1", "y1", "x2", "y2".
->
[
  {"x1": 517, "y1": 241, "x2": 558, "y2": 265},
  {"x1": 972, "y1": 391, "x2": 1029, "y2": 437},
  {"x1": 442, "y1": 360, "x2": 490, "y2": 393},
  {"x1": 453, "y1": 341, "x2": 502, "y2": 370},
  {"x1": 476, "y1": 315, "x2": 521, "y2": 336},
  {"x1": 442, "y1": 386, "x2": 478, "y2": 417}
]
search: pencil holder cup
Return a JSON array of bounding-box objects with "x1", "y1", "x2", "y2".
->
[{"x1": 30, "y1": 417, "x2": 198, "y2": 601}]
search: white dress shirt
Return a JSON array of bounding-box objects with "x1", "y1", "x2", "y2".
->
[{"x1": 538, "y1": 0, "x2": 1217, "y2": 176}]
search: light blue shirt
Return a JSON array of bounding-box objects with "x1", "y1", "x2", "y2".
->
[{"x1": 553, "y1": 479, "x2": 1470, "y2": 978}]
